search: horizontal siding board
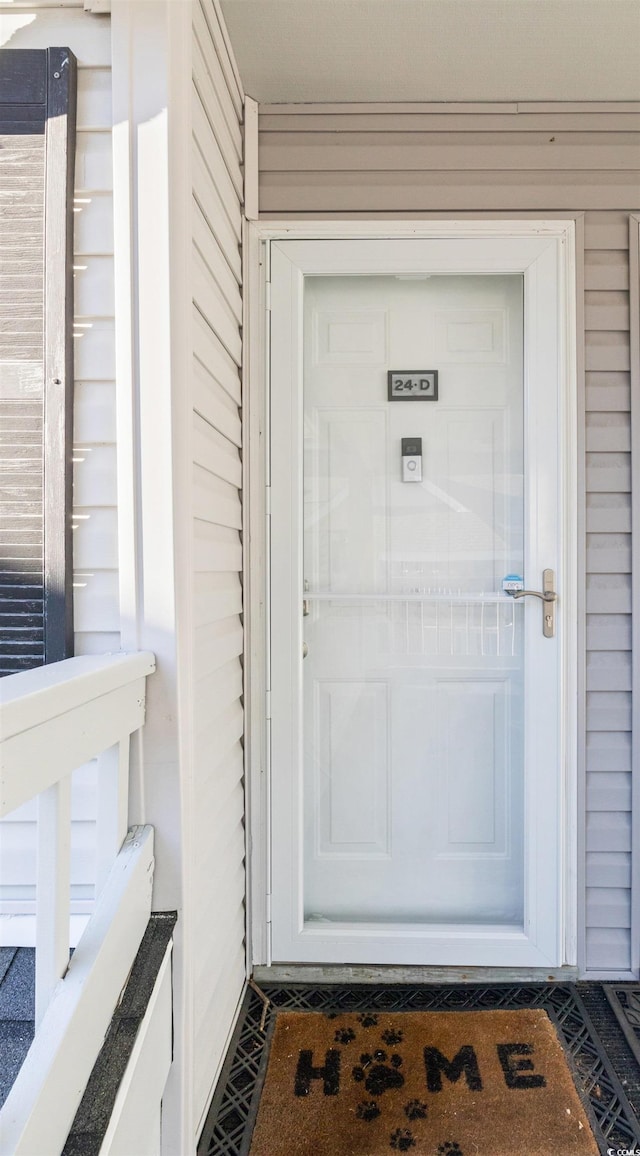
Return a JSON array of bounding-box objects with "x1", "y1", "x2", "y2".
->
[
  {"x1": 193, "y1": 139, "x2": 241, "y2": 246},
  {"x1": 193, "y1": 195, "x2": 240, "y2": 294},
  {"x1": 193, "y1": 205, "x2": 241, "y2": 308},
  {"x1": 586, "y1": 650, "x2": 631, "y2": 690},
  {"x1": 193, "y1": 655, "x2": 243, "y2": 718},
  {"x1": 585, "y1": 293, "x2": 630, "y2": 330},
  {"x1": 585, "y1": 213, "x2": 632, "y2": 250},
  {"x1": 193, "y1": 934, "x2": 244, "y2": 1043},
  {"x1": 192, "y1": 158, "x2": 242, "y2": 269},
  {"x1": 190, "y1": 688, "x2": 242, "y2": 762},
  {"x1": 586, "y1": 928, "x2": 630, "y2": 970},
  {"x1": 73, "y1": 444, "x2": 117, "y2": 506},
  {"x1": 586, "y1": 692, "x2": 631, "y2": 732},
  {"x1": 260, "y1": 136, "x2": 640, "y2": 173},
  {"x1": 192, "y1": 4, "x2": 242, "y2": 154},
  {"x1": 586, "y1": 494, "x2": 631, "y2": 533},
  {"x1": 74, "y1": 254, "x2": 115, "y2": 317},
  {"x1": 587, "y1": 772, "x2": 632, "y2": 811},
  {"x1": 584, "y1": 251, "x2": 630, "y2": 290},
  {"x1": 193, "y1": 520, "x2": 242, "y2": 572},
  {"x1": 586, "y1": 731, "x2": 632, "y2": 772},
  {"x1": 76, "y1": 67, "x2": 111, "y2": 130},
  {"x1": 193, "y1": 951, "x2": 245, "y2": 1120},
  {"x1": 74, "y1": 381, "x2": 117, "y2": 443},
  {"x1": 586, "y1": 888, "x2": 631, "y2": 928},
  {"x1": 260, "y1": 171, "x2": 640, "y2": 213},
  {"x1": 192, "y1": 83, "x2": 243, "y2": 204},
  {"x1": 195, "y1": 0, "x2": 243, "y2": 120},
  {"x1": 192, "y1": 411, "x2": 242, "y2": 488},
  {"x1": 193, "y1": 615, "x2": 243, "y2": 682},
  {"x1": 585, "y1": 332, "x2": 630, "y2": 372},
  {"x1": 193, "y1": 247, "x2": 242, "y2": 363},
  {"x1": 192, "y1": 308, "x2": 242, "y2": 405},
  {"x1": 193, "y1": 463, "x2": 242, "y2": 529},
  {"x1": 586, "y1": 853, "x2": 632, "y2": 889},
  {"x1": 586, "y1": 811, "x2": 632, "y2": 852},
  {"x1": 586, "y1": 614, "x2": 631, "y2": 651},
  {"x1": 586, "y1": 574, "x2": 632, "y2": 613},
  {"x1": 260, "y1": 112, "x2": 640, "y2": 134},
  {"x1": 193, "y1": 569, "x2": 242, "y2": 627},
  {"x1": 585, "y1": 413, "x2": 630, "y2": 452},
  {"x1": 73, "y1": 569, "x2": 119, "y2": 632},
  {"x1": 193, "y1": 359, "x2": 241, "y2": 447},
  {"x1": 74, "y1": 130, "x2": 112, "y2": 193},
  {"x1": 585, "y1": 451, "x2": 631, "y2": 491},
  {"x1": 71, "y1": 506, "x2": 117, "y2": 568},
  {"x1": 74, "y1": 191, "x2": 113, "y2": 255},
  {"x1": 192, "y1": 34, "x2": 242, "y2": 164}
]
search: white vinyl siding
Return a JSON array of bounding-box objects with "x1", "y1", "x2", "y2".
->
[
  {"x1": 0, "y1": 8, "x2": 115, "y2": 942},
  {"x1": 257, "y1": 103, "x2": 640, "y2": 977},
  {"x1": 191, "y1": 0, "x2": 246, "y2": 1126}
]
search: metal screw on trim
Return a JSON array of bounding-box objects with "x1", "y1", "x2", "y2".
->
[{"x1": 54, "y1": 72, "x2": 60, "y2": 78}]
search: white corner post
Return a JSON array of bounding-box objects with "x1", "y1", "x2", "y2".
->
[{"x1": 111, "y1": 1, "x2": 195, "y2": 1151}]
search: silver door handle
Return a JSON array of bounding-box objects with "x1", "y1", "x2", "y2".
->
[
  {"x1": 507, "y1": 569, "x2": 556, "y2": 637},
  {"x1": 511, "y1": 590, "x2": 556, "y2": 602}
]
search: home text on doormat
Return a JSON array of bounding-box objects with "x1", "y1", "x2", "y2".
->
[{"x1": 248, "y1": 1008, "x2": 598, "y2": 1155}]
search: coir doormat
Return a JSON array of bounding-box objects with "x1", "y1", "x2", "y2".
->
[{"x1": 248, "y1": 1009, "x2": 598, "y2": 1155}]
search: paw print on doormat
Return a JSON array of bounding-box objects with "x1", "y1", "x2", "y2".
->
[
  {"x1": 437, "y1": 1143, "x2": 464, "y2": 1156},
  {"x1": 357, "y1": 1013, "x2": 379, "y2": 1028},
  {"x1": 404, "y1": 1099, "x2": 428, "y2": 1121},
  {"x1": 381, "y1": 1028, "x2": 404, "y2": 1046},
  {"x1": 390, "y1": 1128, "x2": 416, "y2": 1152},
  {"x1": 352, "y1": 1051, "x2": 404, "y2": 1096},
  {"x1": 334, "y1": 1027, "x2": 356, "y2": 1045},
  {"x1": 356, "y1": 1100, "x2": 381, "y2": 1122}
]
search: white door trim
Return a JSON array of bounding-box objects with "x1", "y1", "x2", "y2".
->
[{"x1": 244, "y1": 219, "x2": 578, "y2": 970}]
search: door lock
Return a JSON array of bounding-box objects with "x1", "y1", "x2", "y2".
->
[{"x1": 507, "y1": 569, "x2": 557, "y2": 638}]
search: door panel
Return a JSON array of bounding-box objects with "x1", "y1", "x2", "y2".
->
[
  {"x1": 268, "y1": 234, "x2": 573, "y2": 968},
  {"x1": 303, "y1": 275, "x2": 524, "y2": 927}
]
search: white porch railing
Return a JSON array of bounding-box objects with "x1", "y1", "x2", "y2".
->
[{"x1": 0, "y1": 652, "x2": 156, "y2": 1156}]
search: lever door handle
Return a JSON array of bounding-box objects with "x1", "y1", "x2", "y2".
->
[
  {"x1": 511, "y1": 589, "x2": 556, "y2": 602},
  {"x1": 506, "y1": 569, "x2": 556, "y2": 637}
]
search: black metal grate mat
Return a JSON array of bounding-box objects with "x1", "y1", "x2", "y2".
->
[{"x1": 198, "y1": 983, "x2": 640, "y2": 1156}]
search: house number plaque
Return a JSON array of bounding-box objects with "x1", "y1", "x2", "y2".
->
[{"x1": 388, "y1": 370, "x2": 438, "y2": 401}]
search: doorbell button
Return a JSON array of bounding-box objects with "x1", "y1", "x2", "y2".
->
[{"x1": 401, "y1": 437, "x2": 423, "y2": 482}]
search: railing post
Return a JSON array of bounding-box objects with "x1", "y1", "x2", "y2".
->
[
  {"x1": 96, "y1": 738, "x2": 130, "y2": 896},
  {"x1": 35, "y1": 776, "x2": 72, "y2": 1027}
]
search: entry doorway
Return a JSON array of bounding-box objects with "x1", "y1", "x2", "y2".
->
[{"x1": 262, "y1": 228, "x2": 577, "y2": 968}]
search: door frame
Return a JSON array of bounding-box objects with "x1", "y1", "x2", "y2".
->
[{"x1": 243, "y1": 219, "x2": 580, "y2": 972}]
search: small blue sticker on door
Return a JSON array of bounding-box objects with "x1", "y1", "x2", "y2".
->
[{"x1": 502, "y1": 574, "x2": 524, "y2": 593}]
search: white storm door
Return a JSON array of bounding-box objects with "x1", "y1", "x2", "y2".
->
[{"x1": 268, "y1": 234, "x2": 573, "y2": 968}]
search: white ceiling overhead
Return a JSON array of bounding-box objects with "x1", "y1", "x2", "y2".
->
[{"x1": 219, "y1": 0, "x2": 640, "y2": 104}]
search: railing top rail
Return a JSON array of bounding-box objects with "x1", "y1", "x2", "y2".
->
[{"x1": 0, "y1": 652, "x2": 156, "y2": 742}]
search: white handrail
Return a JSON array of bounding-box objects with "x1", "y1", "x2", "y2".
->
[
  {"x1": 0, "y1": 652, "x2": 156, "y2": 815},
  {"x1": 0, "y1": 652, "x2": 157, "y2": 1154},
  {"x1": 0, "y1": 652, "x2": 156, "y2": 1023}
]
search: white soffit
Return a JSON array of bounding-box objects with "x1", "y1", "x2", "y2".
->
[{"x1": 219, "y1": 0, "x2": 640, "y2": 104}]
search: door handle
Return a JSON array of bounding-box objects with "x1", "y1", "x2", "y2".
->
[{"x1": 507, "y1": 569, "x2": 556, "y2": 638}]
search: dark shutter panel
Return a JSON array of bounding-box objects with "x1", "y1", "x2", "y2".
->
[{"x1": 0, "y1": 48, "x2": 77, "y2": 675}]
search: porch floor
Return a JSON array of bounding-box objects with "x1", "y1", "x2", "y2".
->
[
  {"x1": 0, "y1": 948, "x2": 34, "y2": 1111},
  {"x1": 198, "y1": 981, "x2": 640, "y2": 1156}
]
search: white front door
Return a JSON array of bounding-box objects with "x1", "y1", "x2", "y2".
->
[{"x1": 268, "y1": 233, "x2": 575, "y2": 968}]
